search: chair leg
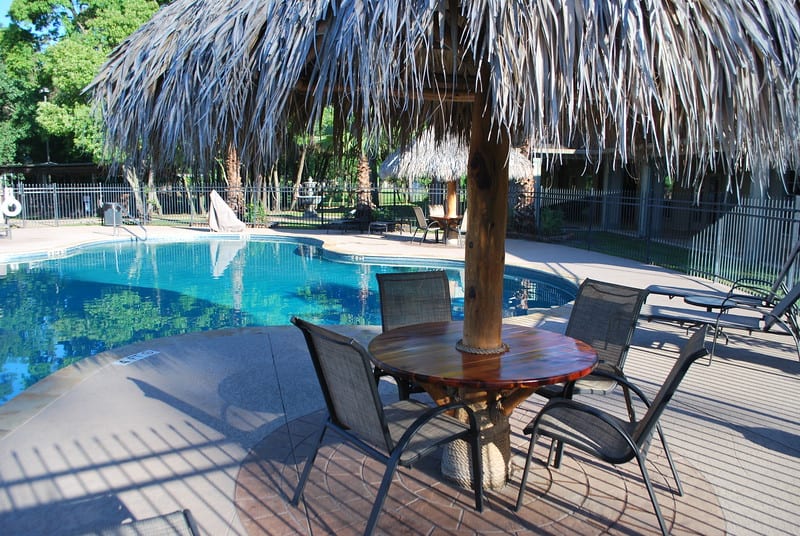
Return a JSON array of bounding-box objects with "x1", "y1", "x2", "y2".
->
[
  {"x1": 549, "y1": 382, "x2": 576, "y2": 467},
  {"x1": 469, "y1": 427, "x2": 484, "y2": 512},
  {"x1": 550, "y1": 438, "x2": 565, "y2": 468},
  {"x1": 655, "y1": 422, "x2": 683, "y2": 495},
  {"x1": 364, "y1": 453, "x2": 402, "y2": 535},
  {"x1": 709, "y1": 327, "x2": 720, "y2": 366},
  {"x1": 636, "y1": 453, "x2": 670, "y2": 536},
  {"x1": 707, "y1": 322, "x2": 726, "y2": 366},
  {"x1": 396, "y1": 379, "x2": 411, "y2": 401},
  {"x1": 623, "y1": 385, "x2": 636, "y2": 421},
  {"x1": 515, "y1": 432, "x2": 538, "y2": 511},
  {"x1": 291, "y1": 423, "x2": 327, "y2": 506}
]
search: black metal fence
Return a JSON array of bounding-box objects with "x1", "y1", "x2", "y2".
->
[{"x1": 3, "y1": 181, "x2": 799, "y2": 288}]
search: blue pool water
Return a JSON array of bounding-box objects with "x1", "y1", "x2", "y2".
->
[{"x1": 0, "y1": 237, "x2": 576, "y2": 405}]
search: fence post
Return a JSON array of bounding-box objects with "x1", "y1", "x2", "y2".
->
[
  {"x1": 532, "y1": 157, "x2": 542, "y2": 234},
  {"x1": 645, "y1": 186, "x2": 653, "y2": 264},
  {"x1": 52, "y1": 184, "x2": 60, "y2": 227},
  {"x1": 790, "y1": 197, "x2": 800, "y2": 285},
  {"x1": 586, "y1": 189, "x2": 596, "y2": 251}
]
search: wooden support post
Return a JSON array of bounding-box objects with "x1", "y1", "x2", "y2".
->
[
  {"x1": 460, "y1": 72, "x2": 510, "y2": 353},
  {"x1": 446, "y1": 181, "x2": 458, "y2": 217}
]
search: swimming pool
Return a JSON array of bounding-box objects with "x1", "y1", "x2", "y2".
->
[{"x1": 0, "y1": 237, "x2": 576, "y2": 405}]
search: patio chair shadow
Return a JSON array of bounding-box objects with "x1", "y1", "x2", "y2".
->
[
  {"x1": 236, "y1": 408, "x2": 727, "y2": 535},
  {"x1": 0, "y1": 492, "x2": 132, "y2": 535},
  {"x1": 127, "y1": 377, "x2": 280, "y2": 448},
  {"x1": 739, "y1": 427, "x2": 800, "y2": 456}
]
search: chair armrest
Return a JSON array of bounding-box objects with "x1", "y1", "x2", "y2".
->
[
  {"x1": 532, "y1": 398, "x2": 639, "y2": 452},
  {"x1": 578, "y1": 367, "x2": 654, "y2": 410},
  {"x1": 394, "y1": 400, "x2": 480, "y2": 451},
  {"x1": 726, "y1": 277, "x2": 788, "y2": 306},
  {"x1": 729, "y1": 277, "x2": 773, "y2": 291}
]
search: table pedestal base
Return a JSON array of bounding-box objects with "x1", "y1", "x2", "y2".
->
[{"x1": 441, "y1": 413, "x2": 511, "y2": 490}]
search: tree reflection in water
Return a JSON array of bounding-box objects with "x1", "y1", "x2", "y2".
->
[{"x1": 0, "y1": 239, "x2": 576, "y2": 404}]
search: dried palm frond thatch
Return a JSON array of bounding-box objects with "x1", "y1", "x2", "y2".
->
[
  {"x1": 90, "y1": 0, "x2": 800, "y2": 185},
  {"x1": 88, "y1": 0, "x2": 800, "y2": 350},
  {"x1": 380, "y1": 130, "x2": 534, "y2": 182}
]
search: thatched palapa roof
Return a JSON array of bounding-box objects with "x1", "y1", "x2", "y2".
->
[
  {"x1": 88, "y1": 0, "x2": 800, "y2": 351},
  {"x1": 89, "y1": 0, "x2": 800, "y2": 184},
  {"x1": 380, "y1": 130, "x2": 535, "y2": 182}
]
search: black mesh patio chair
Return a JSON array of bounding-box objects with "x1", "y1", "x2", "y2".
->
[
  {"x1": 536, "y1": 279, "x2": 649, "y2": 420},
  {"x1": 411, "y1": 205, "x2": 442, "y2": 243},
  {"x1": 290, "y1": 317, "x2": 483, "y2": 536},
  {"x1": 515, "y1": 326, "x2": 709, "y2": 536},
  {"x1": 376, "y1": 270, "x2": 453, "y2": 399}
]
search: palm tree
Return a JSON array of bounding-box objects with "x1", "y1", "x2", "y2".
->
[{"x1": 89, "y1": 0, "x2": 800, "y2": 352}]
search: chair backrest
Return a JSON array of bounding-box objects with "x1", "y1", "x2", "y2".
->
[
  {"x1": 429, "y1": 204, "x2": 444, "y2": 217},
  {"x1": 291, "y1": 317, "x2": 394, "y2": 452},
  {"x1": 766, "y1": 240, "x2": 800, "y2": 302},
  {"x1": 763, "y1": 281, "x2": 800, "y2": 330},
  {"x1": 633, "y1": 326, "x2": 709, "y2": 444},
  {"x1": 377, "y1": 271, "x2": 453, "y2": 332},
  {"x1": 412, "y1": 205, "x2": 428, "y2": 227},
  {"x1": 459, "y1": 209, "x2": 468, "y2": 233},
  {"x1": 565, "y1": 279, "x2": 649, "y2": 369}
]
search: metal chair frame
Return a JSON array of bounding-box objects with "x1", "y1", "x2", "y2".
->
[
  {"x1": 291, "y1": 317, "x2": 483, "y2": 535},
  {"x1": 516, "y1": 327, "x2": 709, "y2": 536}
]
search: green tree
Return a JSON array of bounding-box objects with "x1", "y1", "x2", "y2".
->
[
  {"x1": 4, "y1": 0, "x2": 163, "y2": 163},
  {"x1": 0, "y1": 23, "x2": 39, "y2": 164}
]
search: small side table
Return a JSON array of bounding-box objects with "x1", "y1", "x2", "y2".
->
[
  {"x1": 684, "y1": 295, "x2": 735, "y2": 312},
  {"x1": 684, "y1": 295, "x2": 734, "y2": 344}
]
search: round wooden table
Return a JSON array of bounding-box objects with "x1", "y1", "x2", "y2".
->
[
  {"x1": 428, "y1": 215, "x2": 463, "y2": 243},
  {"x1": 368, "y1": 321, "x2": 597, "y2": 489}
]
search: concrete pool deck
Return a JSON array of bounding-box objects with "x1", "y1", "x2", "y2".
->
[{"x1": 0, "y1": 224, "x2": 798, "y2": 535}]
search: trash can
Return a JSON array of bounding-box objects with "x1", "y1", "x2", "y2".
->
[{"x1": 103, "y1": 203, "x2": 122, "y2": 226}]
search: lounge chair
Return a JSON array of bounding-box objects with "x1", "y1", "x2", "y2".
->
[
  {"x1": 647, "y1": 240, "x2": 800, "y2": 308},
  {"x1": 640, "y1": 281, "x2": 800, "y2": 362},
  {"x1": 290, "y1": 317, "x2": 483, "y2": 535},
  {"x1": 516, "y1": 327, "x2": 709, "y2": 536},
  {"x1": 325, "y1": 204, "x2": 372, "y2": 233},
  {"x1": 375, "y1": 270, "x2": 452, "y2": 399},
  {"x1": 411, "y1": 205, "x2": 442, "y2": 243}
]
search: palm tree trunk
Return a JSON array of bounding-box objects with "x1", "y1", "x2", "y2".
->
[
  {"x1": 147, "y1": 168, "x2": 161, "y2": 216},
  {"x1": 289, "y1": 144, "x2": 308, "y2": 211},
  {"x1": 122, "y1": 165, "x2": 146, "y2": 219},
  {"x1": 225, "y1": 142, "x2": 244, "y2": 216},
  {"x1": 270, "y1": 163, "x2": 281, "y2": 211},
  {"x1": 357, "y1": 151, "x2": 372, "y2": 206}
]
